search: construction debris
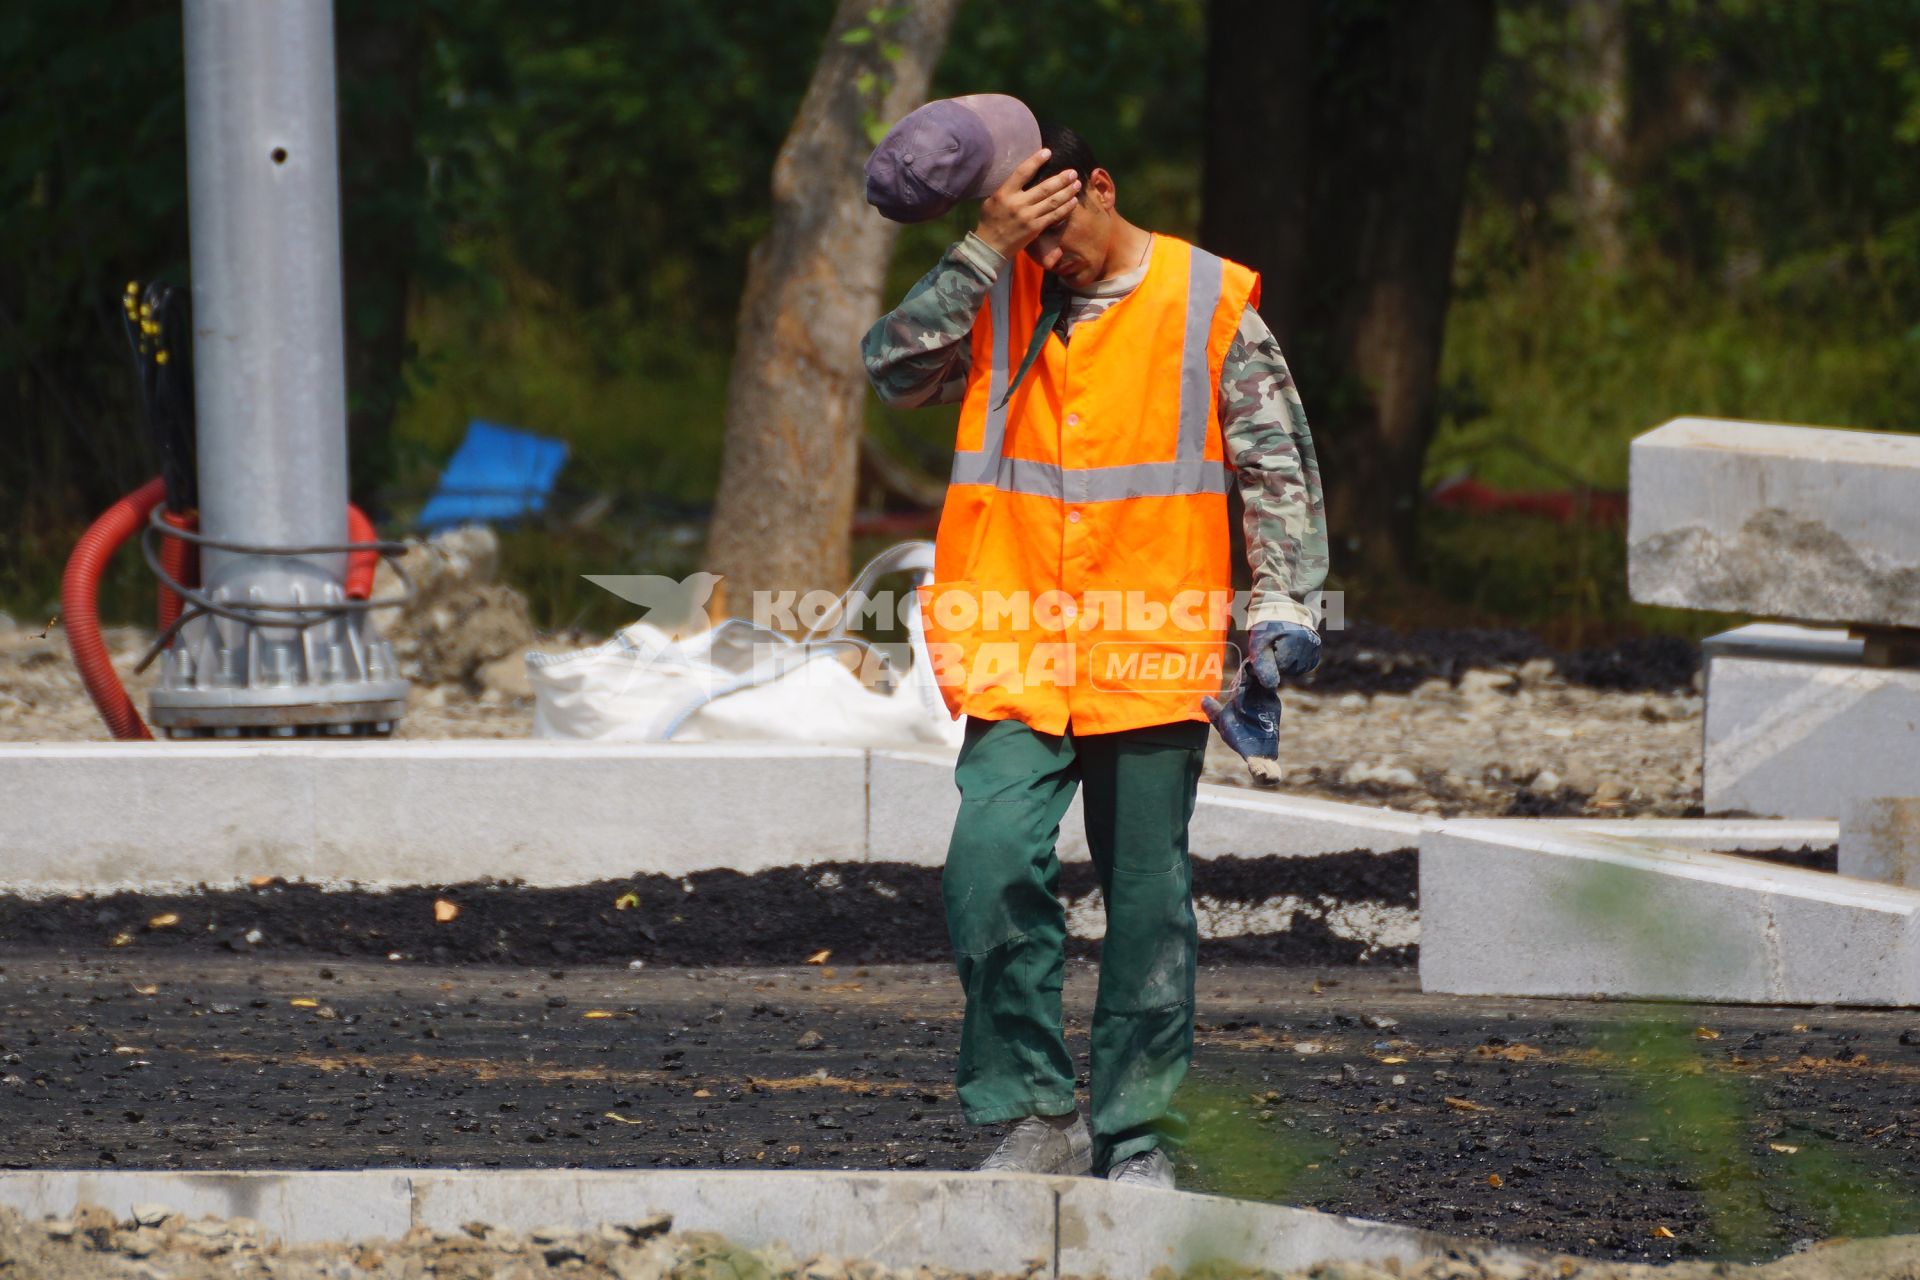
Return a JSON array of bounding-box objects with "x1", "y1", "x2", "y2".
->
[{"x1": 373, "y1": 525, "x2": 537, "y2": 692}]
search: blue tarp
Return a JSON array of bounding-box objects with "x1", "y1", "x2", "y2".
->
[{"x1": 416, "y1": 420, "x2": 569, "y2": 532}]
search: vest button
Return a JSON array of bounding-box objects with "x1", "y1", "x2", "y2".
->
[
  {"x1": 1066, "y1": 413, "x2": 1080, "y2": 426},
  {"x1": 1067, "y1": 510, "x2": 1082, "y2": 524}
]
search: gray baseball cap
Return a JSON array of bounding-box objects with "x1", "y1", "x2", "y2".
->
[{"x1": 865, "y1": 94, "x2": 1042, "y2": 223}]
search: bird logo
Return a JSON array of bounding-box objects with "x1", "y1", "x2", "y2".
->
[{"x1": 581, "y1": 571, "x2": 723, "y2": 639}]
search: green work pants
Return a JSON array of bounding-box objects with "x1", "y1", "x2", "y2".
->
[{"x1": 942, "y1": 714, "x2": 1207, "y2": 1172}]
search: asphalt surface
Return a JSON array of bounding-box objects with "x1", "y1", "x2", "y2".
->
[{"x1": 2, "y1": 952, "x2": 1916, "y2": 1264}]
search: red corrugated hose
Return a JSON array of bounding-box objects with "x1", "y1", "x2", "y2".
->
[
  {"x1": 65, "y1": 477, "x2": 385, "y2": 740},
  {"x1": 344, "y1": 504, "x2": 378, "y2": 601},
  {"x1": 61, "y1": 477, "x2": 167, "y2": 740},
  {"x1": 156, "y1": 508, "x2": 197, "y2": 631}
]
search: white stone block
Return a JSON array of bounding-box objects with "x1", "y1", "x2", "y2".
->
[
  {"x1": 0, "y1": 742, "x2": 866, "y2": 892},
  {"x1": 1056, "y1": 1180, "x2": 1512, "y2": 1277},
  {"x1": 1421, "y1": 821, "x2": 1920, "y2": 1004},
  {"x1": 1841, "y1": 797, "x2": 1920, "y2": 887},
  {"x1": 0, "y1": 1169, "x2": 1522, "y2": 1276},
  {"x1": 1542, "y1": 817, "x2": 1837, "y2": 852},
  {"x1": 1702, "y1": 622, "x2": 1863, "y2": 664},
  {"x1": 0, "y1": 743, "x2": 319, "y2": 890},
  {"x1": 864, "y1": 748, "x2": 1092, "y2": 863},
  {"x1": 864, "y1": 750, "x2": 1422, "y2": 868},
  {"x1": 1629, "y1": 417, "x2": 1920, "y2": 627},
  {"x1": 1703, "y1": 643, "x2": 1920, "y2": 819},
  {"x1": 315, "y1": 743, "x2": 866, "y2": 883},
  {"x1": 410, "y1": 1171, "x2": 1054, "y2": 1274},
  {"x1": 1188, "y1": 786, "x2": 1425, "y2": 856},
  {"x1": 0, "y1": 1171, "x2": 411, "y2": 1243}
]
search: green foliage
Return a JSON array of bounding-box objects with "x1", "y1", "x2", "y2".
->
[
  {"x1": 393, "y1": 0, "x2": 1211, "y2": 630},
  {"x1": 842, "y1": 4, "x2": 910, "y2": 144},
  {"x1": 1440, "y1": 254, "x2": 1920, "y2": 495},
  {"x1": 1423, "y1": 228, "x2": 1920, "y2": 639},
  {"x1": 0, "y1": 0, "x2": 188, "y2": 503},
  {"x1": 417, "y1": 0, "x2": 835, "y2": 345},
  {"x1": 1477, "y1": 0, "x2": 1920, "y2": 284},
  {"x1": 394, "y1": 246, "x2": 727, "y2": 633},
  {"x1": 7, "y1": 0, "x2": 1918, "y2": 642},
  {"x1": 1419, "y1": 0, "x2": 1920, "y2": 638},
  {"x1": 1627, "y1": 0, "x2": 1920, "y2": 294}
]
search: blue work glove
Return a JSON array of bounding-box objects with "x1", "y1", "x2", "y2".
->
[
  {"x1": 1246, "y1": 620, "x2": 1321, "y2": 688},
  {"x1": 1202, "y1": 670, "x2": 1284, "y2": 786}
]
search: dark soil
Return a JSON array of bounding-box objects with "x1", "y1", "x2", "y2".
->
[
  {"x1": 0, "y1": 955, "x2": 1914, "y2": 1267},
  {"x1": 0, "y1": 852, "x2": 1425, "y2": 971},
  {"x1": 0, "y1": 848, "x2": 1833, "y2": 972},
  {"x1": 1307, "y1": 621, "x2": 1701, "y2": 695}
]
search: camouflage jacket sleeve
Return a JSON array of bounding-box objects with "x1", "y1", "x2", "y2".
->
[
  {"x1": 1221, "y1": 305, "x2": 1329, "y2": 631},
  {"x1": 860, "y1": 233, "x2": 1006, "y2": 409}
]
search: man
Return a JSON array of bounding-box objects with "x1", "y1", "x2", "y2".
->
[{"x1": 861, "y1": 125, "x2": 1327, "y2": 1188}]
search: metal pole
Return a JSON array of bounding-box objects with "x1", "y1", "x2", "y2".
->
[
  {"x1": 153, "y1": 0, "x2": 406, "y2": 736},
  {"x1": 185, "y1": 0, "x2": 348, "y2": 587}
]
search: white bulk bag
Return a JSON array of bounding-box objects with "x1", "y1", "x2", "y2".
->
[{"x1": 526, "y1": 542, "x2": 961, "y2": 751}]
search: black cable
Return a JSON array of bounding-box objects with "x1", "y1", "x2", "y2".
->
[
  {"x1": 120, "y1": 279, "x2": 198, "y2": 511},
  {"x1": 147, "y1": 505, "x2": 410, "y2": 559},
  {"x1": 137, "y1": 507, "x2": 416, "y2": 641}
]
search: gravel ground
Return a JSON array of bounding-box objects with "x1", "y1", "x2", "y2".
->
[
  {"x1": 0, "y1": 615, "x2": 1704, "y2": 819},
  {"x1": 1202, "y1": 664, "x2": 1703, "y2": 818},
  {"x1": 3, "y1": 1204, "x2": 1918, "y2": 1280}
]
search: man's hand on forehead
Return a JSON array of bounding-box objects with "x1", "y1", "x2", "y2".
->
[{"x1": 973, "y1": 147, "x2": 1081, "y2": 260}]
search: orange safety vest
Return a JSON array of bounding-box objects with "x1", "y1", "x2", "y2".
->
[{"x1": 919, "y1": 234, "x2": 1261, "y2": 736}]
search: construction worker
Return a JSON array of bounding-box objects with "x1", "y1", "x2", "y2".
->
[{"x1": 861, "y1": 120, "x2": 1327, "y2": 1188}]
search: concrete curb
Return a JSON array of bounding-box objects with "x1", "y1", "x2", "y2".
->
[
  {"x1": 1420, "y1": 819, "x2": 1920, "y2": 1004},
  {"x1": 0, "y1": 742, "x2": 1835, "y2": 896},
  {"x1": 0, "y1": 1169, "x2": 1523, "y2": 1277},
  {"x1": 0, "y1": 742, "x2": 1429, "y2": 894}
]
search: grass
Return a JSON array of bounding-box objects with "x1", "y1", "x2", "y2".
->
[
  {"x1": 392, "y1": 252, "x2": 734, "y2": 514},
  {"x1": 1432, "y1": 250, "x2": 1920, "y2": 496},
  {"x1": 1407, "y1": 239, "x2": 1920, "y2": 641}
]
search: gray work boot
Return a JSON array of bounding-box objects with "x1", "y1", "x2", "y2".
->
[
  {"x1": 977, "y1": 1112, "x2": 1092, "y2": 1175},
  {"x1": 1105, "y1": 1147, "x2": 1175, "y2": 1189}
]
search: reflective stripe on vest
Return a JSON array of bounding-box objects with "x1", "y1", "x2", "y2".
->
[{"x1": 950, "y1": 246, "x2": 1230, "y2": 499}]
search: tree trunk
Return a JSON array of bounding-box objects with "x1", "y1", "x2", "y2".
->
[
  {"x1": 1568, "y1": 0, "x2": 1630, "y2": 272},
  {"x1": 705, "y1": 0, "x2": 961, "y2": 618},
  {"x1": 1206, "y1": 0, "x2": 1494, "y2": 581},
  {"x1": 1200, "y1": 0, "x2": 1317, "y2": 349}
]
